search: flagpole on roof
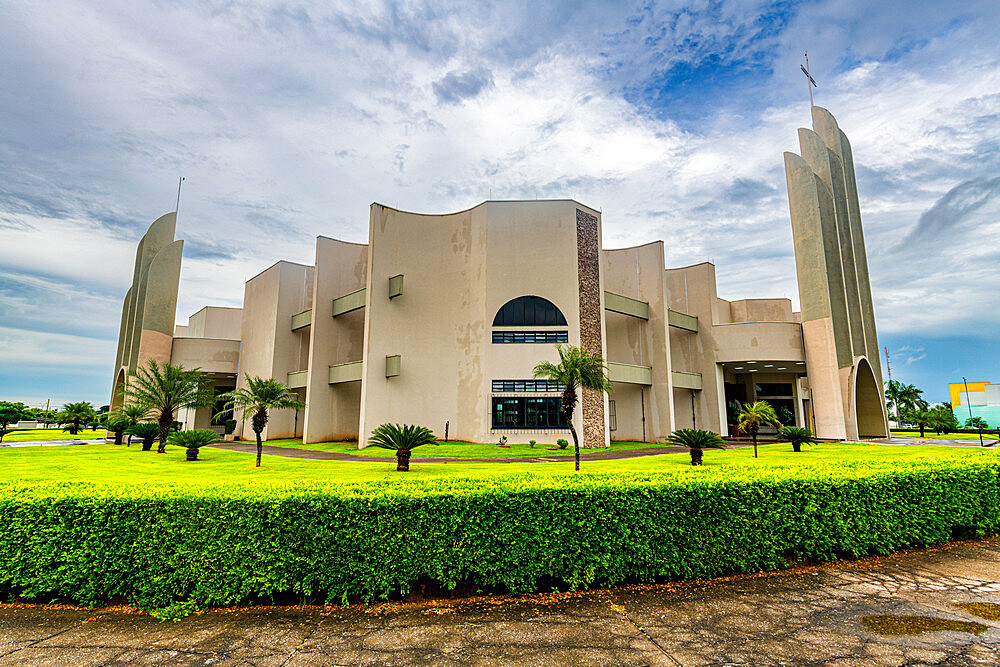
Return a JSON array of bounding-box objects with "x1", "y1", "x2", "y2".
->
[{"x1": 175, "y1": 176, "x2": 185, "y2": 216}]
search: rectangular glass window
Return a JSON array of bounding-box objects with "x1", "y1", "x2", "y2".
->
[
  {"x1": 492, "y1": 397, "x2": 567, "y2": 429},
  {"x1": 492, "y1": 331, "x2": 569, "y2": 344},
  {"x1": 491, "y1": 380, "x2": 566, "y2": 392},
  {"x1": 608, "y1": 399, "x2": 617, "y2": 431},
  {"x1": 755, "y1": 383, "x2": 793, "y2": 397}
]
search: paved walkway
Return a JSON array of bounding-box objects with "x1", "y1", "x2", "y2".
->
[
  {"x1": 2, "y1": 537, "x2": 999, "y2": 665},
  {"x1": 0, "y1": 440, "x2": 103, "y2": 448},
  {"x1": 209, "y1": 442, "x2": 694, "y2": 463},
  {"x1": 211, "y1": 436, "x2": 997, "y2": 464}
]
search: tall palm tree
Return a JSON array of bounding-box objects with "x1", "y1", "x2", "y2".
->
[
  {"x1": 737, "y1": 400, "x2": 781, "y2": 458},
  {"x1": 58, "y1": 402, "x2": 96, "y2": 435},
  {"x1": 112, "y1": 402, "x2": 150, "y2": 447},
  {"x1": 884, "y1": 379, "x2": 903, "y2": 422},
  {"x1": 217, "y1": 376, "x2": 305, "y2": 467},
  {"x1": 533, "y1": 344, "x2": 612, "y2": 471},
  {"x1": 126, "y1": 360, "x2": 213, "y2": 453},
  {"x1": 897, "y1": 383, "x2": 928, "y2": 415}
]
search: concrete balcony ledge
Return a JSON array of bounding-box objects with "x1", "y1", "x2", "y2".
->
[
  {"x1": 329, "y1": 360, "x2": 363, "y2": 384},
  {"x1": 332, "y1": 288, "x2": 366, "y2": 317},
  {"x1": 671, "y1": 370, "x2": 703, "y2": 391},
  {"x1": 286, "y1": 370, "x2": 308, "y2": 389},
  {"x1": 608, "y1": 362, "x2": 653, "y2": 386},
  {"x1": 604, "y1": 291, "x2": 649, "y2": 320},
  {"x1": 290, "y1": 309, "x2": 312, "y2": 330},
  {"x1": 667, "y1": 309, "x2": 699, "y2": 332}
]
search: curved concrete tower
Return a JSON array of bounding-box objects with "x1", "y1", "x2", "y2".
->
[
  {"x1": 110, "y1": 213, "x2": 183, "y2": 408},
  {"x1": 784, "y1": 107, "x2": 888, "y2": 440}
]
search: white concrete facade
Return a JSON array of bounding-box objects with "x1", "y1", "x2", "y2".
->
[{"x1": 114, "y1": 103, "x2": 890, "y2": 448}]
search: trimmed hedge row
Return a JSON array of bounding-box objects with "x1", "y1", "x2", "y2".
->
[{"x1": 1, "y1": 458, "x2": 998, "y2": 608}]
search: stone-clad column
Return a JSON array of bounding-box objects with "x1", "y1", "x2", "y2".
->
[{"x1": 576, "y1": 208, "x2": 606, "y2": 448}]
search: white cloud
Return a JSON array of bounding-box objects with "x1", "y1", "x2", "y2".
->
[{"x1": 1, "y1": 0, "x2": 999, "y2": 400}]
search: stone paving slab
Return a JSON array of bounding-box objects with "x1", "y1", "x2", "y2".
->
[{"x1": 3, "y1": 537, "x2": 1000, "y2": 665}]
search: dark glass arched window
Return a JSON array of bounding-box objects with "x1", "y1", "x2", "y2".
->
[{"x1": 493, "y1": 296, "x2": 567, "y2": 326}]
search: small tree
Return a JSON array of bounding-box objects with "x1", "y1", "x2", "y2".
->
[
  {"x1": 778, "y1": 426, "x2": 817, "y2": 453},
  {"x1": 167, "y1": 429, "x2": 219, "y2": 461},
  {"x1": 0, "y1": 401, "x2": 29, "y2": 443},
  {"x1": 933, "y1": 404, "x2": 959, "y2": 434},
  {"x1": 58, "y1": 402, "x2": 96, "y2": 436},
  {"x1": 667, "y1": 428, "x2": 726, "y2": 466},
  {"x1": 533, "y1": 344, "x2": 613, "y2": 471},
  {"x1": 910, "y1": 408, "x2": 935, "y2": 438},
  {"x1": 367, "y1": 423, "x2": 438, "y2": 471},
  {"x1": 217, "y1": 376, "x2": 305, "y2": 468},
  {"x1": 113, "y1": 403, "x2": 149, "y2": 447},
  {"x1": 126, "y1": 360, "x2": 213, "y2": 454},
  {"x1": 737, "y1": 401, "x2": 780, "y2": 458},
  {"x1": 106, "y1": 416, "x2": 130, "y2": 445},
  {"x1": 966, "y1": 416, "x2": 988, "y2": 430},
  {"x1": 127, "y1": 422, "x2": 160, "y2": 451}
]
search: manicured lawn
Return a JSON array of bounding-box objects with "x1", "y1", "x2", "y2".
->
[
  {"x1": 262, "y1": 438, "x2": 670, "y2": 458},
  {"x1": 3, "y1": 428, "x2": 106, "y2": 442},
  {"x1": 0, "y1": 441, "x2": 992, "y2": 488},
  {"x1": 891, "y1": 429, "x2": 999, "y2": 440}
]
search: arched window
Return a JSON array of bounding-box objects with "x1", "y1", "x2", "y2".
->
[{"x1": 493, "y1": 296, "x2": 567, "y2": 326}]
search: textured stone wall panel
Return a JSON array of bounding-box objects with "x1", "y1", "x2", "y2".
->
[{"x1": 576, "y1": 209, "x2": 605, "y2": 448}]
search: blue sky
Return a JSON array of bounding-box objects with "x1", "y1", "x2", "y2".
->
[{"x1": 1, "y1": 0, "x2": 998, "y2": 407}]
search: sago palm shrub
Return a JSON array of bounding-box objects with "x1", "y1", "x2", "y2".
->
[
  {"x1": 127, "y1": 422, "x2": 160, "y2": 451},
  {"x1": 167, "y1": 429, "x2": 219, "y2": 461},
  {"x1": 777, "y1": 426, "x2": 817, "y2": 453},
  {"x1": 667, "y1": 428, "x2": 726, "y2": 466},
  {"x1": 367, "y1": 423, "x2": 438, "y2": 471},
  {"x1": 112, "y1": 402, "x2": 149, "y2": 447}
]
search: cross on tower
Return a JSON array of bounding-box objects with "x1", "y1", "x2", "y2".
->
[{"x1": 800, "y1": 52, "x2": 818, "y2": 108}]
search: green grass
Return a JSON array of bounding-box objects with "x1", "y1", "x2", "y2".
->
[
  {"x1": 0, "y1": 441, "x2": 991, "y2": 488},
  {"x1": 2, "y1": 428, "x2": 106, "y2": 442},
  {"x1": 891, "y1": 429, "x2": 999, "y2": 441},
  {"x1": 261, "y1": 438, "x2": 671, "y2": 458}
]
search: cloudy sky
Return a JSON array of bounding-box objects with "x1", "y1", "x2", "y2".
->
[{"x1": 1, "y1": 0, "x2": 998, "y2": 407}]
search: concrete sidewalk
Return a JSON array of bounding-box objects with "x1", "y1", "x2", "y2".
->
[{"x1": 2, "y1": 537, "x2": 999, "y2": 665}]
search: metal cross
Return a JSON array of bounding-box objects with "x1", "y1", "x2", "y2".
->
[{"x1": 800, "y1": 52, "x2": 817, "y2": 108}]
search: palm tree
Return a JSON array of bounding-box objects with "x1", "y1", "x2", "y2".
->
[
  {"x1": 533, "y1": 344, "x2": 612, "y2": 471},
  {"x1": 58, "y1": 402, "x2": 96, "y2": 435},
  {"x1": 112, "y1": 402, "x2": 149, "y2": 447},
  {"x1": 777, "y1": 426, "x2": 817, "y2": 453},
  {"x1": 884, "y1": 379, "x2": 903, "y2": 422},
  {"x1": 897, "y1": 383, "x2": 928, "y2": 415},
  {"x1": 367, "y1": 423, "x2": 438, "y2": 471},
  {"x1": 910, "y1": 408, "x2": 934, "y2": 438},
  {"x1": 737, "y1": 400, "x2": 781, "y2": 458},
  {"x1": 126, "y1": 360, "x2": 213, "y2": 453},
  {"x1": 667, "y1": 428, "x2": 726, "y2": 466},
  {"x1": 217, "y1": 376, "x2": 305, "y2": 467}
]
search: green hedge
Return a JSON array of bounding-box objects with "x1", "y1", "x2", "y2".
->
[{"x1": 1, "y1": 459, "x2": 998, "y2": 608}]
